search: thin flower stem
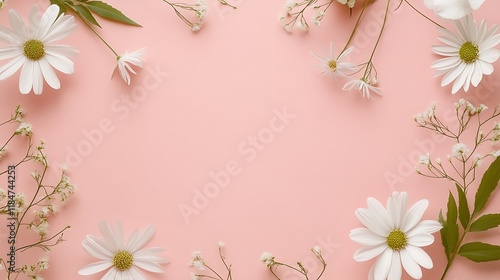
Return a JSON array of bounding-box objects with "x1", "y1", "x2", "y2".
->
[
  {"x1": 73, "y1": 11, "x2": 119, "y2": 57},
  {"x1": 362, "y1": 0, "x2": 390, "y2": 79},
  {"x1": 338, "y1": 0, "x2": 369, "y2": 59},
  {"x1": 404, "y1": 0, "x2": 445, "y2": 29}
]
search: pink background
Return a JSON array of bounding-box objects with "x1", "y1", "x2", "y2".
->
[{"x1": 2, "y1": 0, "x2": 500, "y2": 279}]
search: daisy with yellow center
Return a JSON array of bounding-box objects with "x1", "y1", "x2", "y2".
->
[
  {"x1": 311, "y1": 42, "x2": 357, "y2": 79},
  {"x1": 0, "y1": 5, "x2": 78, "y2": 95},
  {"x1": 350, "y1": 192, "x2": 442, "y2": 280},
  {"x1": 78, "y1": 219, "x2": 167, "y2": 279},
  {"x1": 431, "y1": 15, "x2": 500, "y2": 94}
]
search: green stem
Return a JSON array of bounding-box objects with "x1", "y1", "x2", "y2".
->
[
  {"x1": 404, "y1": 0, "x2": 445, "y2": 29},
  {"x1": 338, "y1": 0, "x2": 370, "y2": 58},
  {"x1": 73, "y1": 10, "x2": 119, "y2": 56},
  {"x1": 362, "y1": 0, "x2": 390, "y2": 79}
]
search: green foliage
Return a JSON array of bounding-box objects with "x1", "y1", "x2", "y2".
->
[
  {"x1": 50, "y1": 0, "x2": 141, "y2": 27},
  {"x1": 459, "y1": 242, "x2": 500, "y2": 262}
]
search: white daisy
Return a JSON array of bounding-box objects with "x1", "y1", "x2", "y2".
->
[
  {"x1": 343, "y1": 78, "x2": 382, "y2": 99},
  {"x1": 0, "y1": 5, "x2": 78, "y2": 95},
  {"x1": 431, "y1": 15, "x2": 500, "y2": 94},
  {"x1": 424, "y1": 0, "x2": 485, "y2": 20},
  {"x1": 114, "y1": 48, "x2": 146, "y2": 85},
  {"x1": 311, "y1": 43, "x2": 357, "y2": 79},
  {"x1": 350, "y1": 192, "x2": 442, "y2": 280},
  {"x1": 78, "y1": 219, "x2": 167, "y2": 279}
]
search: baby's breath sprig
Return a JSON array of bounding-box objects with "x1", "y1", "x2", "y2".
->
[
  {"x1": 162, "y1": 0, "x2": 208, "y2": 32},
  {"x1": 414, "y1": 100, "x2": 500, "y2": 279},
  {"x1": 261, "y1": 246, "x2": 327, "y2": 280},
  {"x1": 0, "y1": 106, "x2": 76, "y2": 280},
  {"x1": 280, "y1": 0, "x2": 342, "y2": 32},
  {"x1": 190, "y1": 242, "x2": 233, "y2": 280}
]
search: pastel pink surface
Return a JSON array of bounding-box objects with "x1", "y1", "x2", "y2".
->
[{"x1": 1, "y1": 0, "x2": 500, "y2": 279}]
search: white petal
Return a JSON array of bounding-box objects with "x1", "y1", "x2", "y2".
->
[
  {"x1": 102, "y1": 267, "x2": 118, "y2": 280},
  {"x1": 39, "y1": 58, "x2": 60, "y2": 89},
  {"x1": 127, "y1": 224, "x2": 155, "y2": 253},
  {"x1": 479, "y1": 49, "x2": 500, "y2": 63},
  {"x1": 82, "y1": 236, "x2": 113, "y2": 260},
  {"x1": 469, "y1": 0, "x2": 485, "y2": 10},
  {"x1": 8, "y1": 9, "x2": 28, "y2": 40},
  {"x1": 452, "y1": 64, "x2": 471, "y2": 93},
  {"x1": 354, "y1": 244, "x2": 387, "y2": 262},
  {"x1": 441, "y1": 62, "x2": 466, "y2": 86},
  {"x1": 471, "y1": 62, "x2": 483, "y2": 86},
  {"x1": 408, "y1": 233, "x2": 435, "y2": 247},
  {"x1": 98, "y1": 220, "x2": 121, "y2": 253},
  {"x1": 373, "y1": 248, "x2": 392, "y2": 280},
  {"x1": 432, "y1": 57, "x2": 461, "y2": 72},
  {"x1": 134, "y1": 260, "x2": 164, "y2": 273},
  {"x1": 387, "y1": 251, "x2": 402, "y2": 280},
  {"x1": 0, "y1": 47, "x2": 23, "y2": 60},
  {"x1": 32, "y1": 61, "x2": 43, "y2": 95},
  {"x1": 128, "y1": 266, "x2": 146, "y2": 280},
  {"x1": 478, "y1": 59, "x2": 494, "y2": 75},
  {"x1": 43, "y1": 14, "x2": 76, "y2": 43},
  {"x1": 400, "y1": 249, "x2": 423, "y2": 279},
  {"x1": 402, "y1": 199, "x2": 428, "y2": 232},
  {"x1": 367, "y1": 197, "x2": 392, "y2": 230},
  {"x1": 78, "y1": 261, "x2": 112, "y2": 275},
  {"x1": 35, "y1": 5, "x2": 60, "y2": 40},
  {"x1": 356, "y1": 208, "x2": 390, "y2": 237},
  {"x1": 405, "y1": 245, "x2": 433, "y2": 269},
  {"x1": 350, "y1": 228, "x2": 387, "y2": 246},
  {"x1": 0, "y1": 55, "x2": 25, "y2": 80},
  {"x1": 387, "y1": 192, "x2": 408, "y2": 229},
  {"x1": 45, "y1": 45, "x2": 79, "y2": 57},
  {"x1": 44, "y1": 51, "x2": 75, "y2": 74},
  {"x1": 407, "y1": 220, "x2": 442, "y2": 236},
  {"x1": 19, "y1": 59, "x2": 34, "y2": 94}
]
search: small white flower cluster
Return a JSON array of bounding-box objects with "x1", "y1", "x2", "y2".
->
[
  {"x1": 15, "y1": 122, "x2": 33, "y2": 137},
  {"x1": 280, "y1": 0, "x2": 355, "y2": 32},
  {"x1": 190, "y1": 251, "x2": 206, "y2": 270},
  {"x1": 0, "y1": 146, "x2": 6, "y2": 160},
  {"x1": 21, "y1": 256, "x2": 49, "y2": 280},
  {"x1": 414, "y1": 101, "x2": 500, "y2": 190},
  {"x1": 260, "y1": 252, "x2": 275, "y2": 267},
  {"x1": 55, "y1": 175, "x2": 77, "y2": 203}
]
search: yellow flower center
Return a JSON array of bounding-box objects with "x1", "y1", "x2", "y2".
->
[
  {"x1": 23, "y1": 40, "x2": 45, "y2": 61},
  {"x1": 386, "y1": 229, "x2": 407, "y2": 251},
  {"x1": 113, "y1": 250, "x2": 133, "y2": 271},
  {"x1": 328, "y1": 60, "x2": 337, "y2": 71},
  {"x1": 459, "y1": 41, "x2": 479, "y2": 64}
]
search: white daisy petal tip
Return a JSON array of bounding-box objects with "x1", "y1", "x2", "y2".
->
[
  {"x1": 79, "y1": 219, "x2": 166, "y2": 279},
  {"x1": 351, "y1": 192, "x2": 440, "y2": 279},
  {"x1": 0, "y1": 4, "x2": 77, "y2": 94}
]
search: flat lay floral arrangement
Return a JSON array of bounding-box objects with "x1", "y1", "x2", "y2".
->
[{"x1": 1, "y1": 0, "x2": 500, "y2": 279}]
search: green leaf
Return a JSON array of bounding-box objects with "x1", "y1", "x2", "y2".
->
[
  {"x1": 84, "y1": 1, "x2": 141, "y2": 27},
  {"x1": 473, "y1": 157, "x2": 500, "y2": 216},
  {"x1": 438, "y1": 210, "x2": 450, "y2": 260},
  {"x1": 458, "y1": 242, "x2": 500, "y2": 262},
  {"x1": 73, "y1": 4, "x2": 101, "y2": 27},
  {"x1": 470, "y1": 213, "x2": 500, "y2": 232},
  {"x1": 446, "y1": 192, "x2": 459, "y2": 253},
  {"x1": 456, "y1": 184, "x2": 470, "y2": 228}
]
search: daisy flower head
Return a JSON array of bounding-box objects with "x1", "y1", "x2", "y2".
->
[
  {"x1": 431, "y1": 15, "x2": 500, "y2": 94},
  {"x1": 311, "y1": 43, "x2": 357, "y2": 79},
  {"x1": 350, "y1": 192, "x2": 442, "y2": 280},
  {"x1": 0, "y1": 5, "x2": 78, "y2": 94},
  {"x1": 424, "y1": 0, "x2": 485, "y2": 20},
  {"x1": 78, "y1": 219, "x2": 167, "y2": 279},
  {"x1": 343, "y1": 78, "x2": 381, "y2": 99},
  {"x1": 115, "y1": 48, "x2": 146, "y2": 85}
]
